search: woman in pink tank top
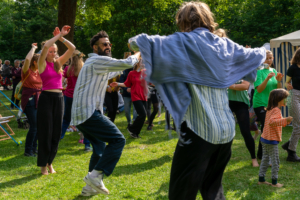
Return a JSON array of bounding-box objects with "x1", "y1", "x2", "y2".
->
[{"x1": 37, "y1": 26, "x2": 75, "y2": 175}]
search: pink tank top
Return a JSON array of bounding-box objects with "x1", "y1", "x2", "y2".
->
[{"x1": 40, "y1": 61, "x2": 63, "y2": 91}]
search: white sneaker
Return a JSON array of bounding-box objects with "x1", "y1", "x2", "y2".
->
[
  {"x1": 83, "y1": 172, "x2": 109, "y2": 195},
  {"x1": 81, "y1": 186, "x2": 99, "y2": 196}
]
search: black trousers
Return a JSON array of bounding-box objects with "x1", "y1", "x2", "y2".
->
[
  {"x1": 37, "y1": 91, "x2": 64, "y2": 166},
  {"x1": 129, "y1": 100, "x2": 147, "y2": 135},
  {"x1": 229, "y1": 101, "x2": 256, "y2": 159},
  {"x1": 169, "y1": 122, "x2": 232, "y2": 200},
  {"x1": 104, "y1": 91, "x2": 119, "y2": 123},
  {"x1": 147, "y1": 90, "x2": 159, "y2": 125},
  {"x1": 254, "y1": 106, "x2": 266, "y2": 159},
  {"x1": 11, "y1": 81, "x2": 20, "y2": 108}
]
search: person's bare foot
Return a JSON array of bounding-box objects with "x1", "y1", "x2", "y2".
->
[
  {"x1": 41, "y1": 166, "x2": 48, "y2": 175},
  {"x1": 258, "y1": 181, "x2": 272, "y2": 185},
  {"x1": 272, "y1": 183, "x2": 283, "y2": 188},
  {"x1": 252, "y1": 159, "x2": 259, "y2": 167},
  {"x1": 47, "y1": 164, "x2": 56, "y2": 174}
]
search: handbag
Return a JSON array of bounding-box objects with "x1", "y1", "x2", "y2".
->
[{"x1": 14, "y1": 72, "x2": 30, "y2": 101}]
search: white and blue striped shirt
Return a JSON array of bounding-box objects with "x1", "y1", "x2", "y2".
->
[
  {"x1": 183, "y1": 84, "x2": 235, "y2": 144},
  {"x1": 71, "y1": 53, "x2": 138, "y2": 126}
]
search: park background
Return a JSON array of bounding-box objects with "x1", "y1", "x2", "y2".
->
[{"x1": 1, "y1": 0, "x2": 300, "y2": 199}]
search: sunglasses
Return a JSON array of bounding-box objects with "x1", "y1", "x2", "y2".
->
[{"x1": 99, "y1": 42, "x2": 112, "y2": 47}]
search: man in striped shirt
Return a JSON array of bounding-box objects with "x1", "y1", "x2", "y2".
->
[{"x1": 71, "y1": 31, "x2": 140, "y2": 196}]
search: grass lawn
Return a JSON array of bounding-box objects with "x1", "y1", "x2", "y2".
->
[{"x1": 0, "y1": 89, "x2": 300, "y2": 199}]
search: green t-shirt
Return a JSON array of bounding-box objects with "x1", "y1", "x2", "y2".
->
[
  {"x1": 228, "y1": 80, "x2": 250, "y2": 106},
  {"x1": 253, "y1": 68, "x2": 278, "y2": 108}
]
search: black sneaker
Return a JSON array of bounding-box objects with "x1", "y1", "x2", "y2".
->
[
  {"x1": 84, "y1": 147, "x2": 92, "y2": 152},
  {"x1": 24, "y1": 152, "x2": 37, "y2": 157},
  {"x1": 127, "y1": 128, "x2": 137, "y2": 138},
  {"x1": 33, "y1": 149, "x2": 38, "y2": 154},
  {"x1": 147, "y1": 126, "x2": 152, "y2": 131}
]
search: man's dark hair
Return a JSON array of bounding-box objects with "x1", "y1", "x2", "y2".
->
[{"x1": 90, "y1": 31, "x2": 109, "y2": 49}]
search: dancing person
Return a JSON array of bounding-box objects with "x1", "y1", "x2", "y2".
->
[
  {"x1": 60, "y1": 51, "x2": 92, "y2": 149},
  {"x1": 253, "y1": 50, "x2": 283, "y2": 159},
  {"x1": 119, "y1": 53, "x2": 137, "y2": 128},
  {"x1": 228, "y1": 80, "x2": 259, "y2": 167},
  {"x1": 70, "y1": 30, "x2": 140, "y2": 196},
  {"x1": 105, "y1": 75, "x2": 120, "y2": 123},
  {"x1": 37, "y1": 25, "x2": 75, "y2": 175},
  {"x1": 282, "y1": 49, "x2": 300, "y2": 161},
  {"x1": 22, "y1": 43, "x2": 42, "y2": 157},
  {"x1": 110, "y1": 58, "x2": 148, "y2": 138},
  {"x1": 128, "y1": 2, "x2": 266, "y2": 199},
  {"x1": 258, "y1": 89, "x2": 292, "y2": 187},
  {"x1": 10, "y1": 59, "x2": 21, "y2": 109}
]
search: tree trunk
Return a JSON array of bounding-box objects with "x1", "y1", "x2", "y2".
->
[{"x1": 57, "y1": 0, "x2": 77, "y2": 56}]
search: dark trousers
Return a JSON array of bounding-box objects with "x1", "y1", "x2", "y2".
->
[
  {"x1": 147, "y1": 91, "x2": 159, "y2": 125},
  {"x1": 129, "y1": 101, "x2": 147, "y2": 135},
  {"x1": 169, "y1": 122, "x2": 232, "y2": 200},
  {"x1": 11, "y1": 81, "x2": 20, "y2": 108},
  {"x1": 37, "y1": 91, "x2": 64, "y2": 166},
  {"x1": 24, "y1": 95, "x2": 38, "y2": 154},
  {"x1": 77, "y1": 110, "x2": 125, "y2": 176},
  {"x1": 254, "y1": 106, "x2": 266, "y2": 159},
  {"x1": 61, "y1": 96, "x2": 73, "y2": 139},
  {"x1": 104, "y1": 91, "x2": 119, "y2": 123},
  {"x1": 229, "y1": 101, "x2": 256, "y2": 159}
]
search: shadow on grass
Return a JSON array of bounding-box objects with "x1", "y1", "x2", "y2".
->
[
  {"x1": 149, "y1": 181, "x2": 169, "y2": 200},
  {"x1": 71, "y1": 194, "x2": 94, "y2": 200},
  {"x1": 0, "y1": 173, "x2": 41, "y2": 190},
  {"x1": 113, "y1": 155, "x2": 172, "y2": 177}
]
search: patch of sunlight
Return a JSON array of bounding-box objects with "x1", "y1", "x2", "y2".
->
[
  {"x1": 226, "y1": 190, "x2": 242, "y2": 200},
  {"x1": 225, "y1": 160, "x2": 248, "y2": 172}
]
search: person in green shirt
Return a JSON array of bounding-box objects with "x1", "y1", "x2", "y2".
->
[
  {"x1": 228, "y1": 80, "x2": 259, "y2": 167},
  {"x1": 253, "y1": 50, "x2": 283, "y2": 159}
]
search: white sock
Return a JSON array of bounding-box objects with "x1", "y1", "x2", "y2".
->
[{"x1": 90, "y1": 170, "x2": 102, "y2": 178}]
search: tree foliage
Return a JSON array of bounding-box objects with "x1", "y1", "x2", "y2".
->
[{"x1": 0, "y1": 0, "x2": 57, "y2": 61}]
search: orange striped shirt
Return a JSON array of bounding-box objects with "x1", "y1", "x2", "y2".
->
[{"x1": 261, "y1": 107, "x2": 287, "y2": 142}]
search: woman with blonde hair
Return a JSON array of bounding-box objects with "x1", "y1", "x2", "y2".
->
[
  {"x1": 128, "y1": 1, "x2": 266, "y2": 199},
  {"x1": 60, "y1": 50, "x2": 85, "y2": 140},
  {"x1": 22, "y1": 43, "x2": 42, "y2": 157},
  {"x1": 37, "y1": 26, "x2": 75, "y2": 175}
]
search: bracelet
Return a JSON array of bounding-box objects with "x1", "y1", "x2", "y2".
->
[
  {"x1": 233, "y1": 84, "x2": 235, "y2": 89},
  {"x1": 62, "y1": 39, "x2": 66, "y2": 43},
  {"x1": 118, "y1": 83, "x2": 120, "y2": 86},
  {"x1": 107, "y1": 85, "x2": 110, "y2": 88}
]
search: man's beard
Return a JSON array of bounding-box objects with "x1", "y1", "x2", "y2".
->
[{"x1": 97, "y1": 46, "x2": 112, "y2": 57}]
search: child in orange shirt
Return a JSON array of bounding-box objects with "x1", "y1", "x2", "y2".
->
[{"x1": 258, "y1": 89, "x2": 293, "y2": 187}]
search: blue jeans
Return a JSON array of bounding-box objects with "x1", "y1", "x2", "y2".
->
[
  {"x1": 24, "y1": 96, "x2": 38, "y2": 154},
  {"x1": 123, "y1": 97, "x2": 137, "y2": 124},
  {"x1": 77, "y1": 110, "x2": 125, "y2": 176},
  {"x1": 61, "y1": 96, "x2": 73, "y2": 139}
]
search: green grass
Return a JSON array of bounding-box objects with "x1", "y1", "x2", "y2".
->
[{"x1": 0, "y1": 89, "x2": 300, "y2": 199}]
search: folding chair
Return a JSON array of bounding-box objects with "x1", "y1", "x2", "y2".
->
[{"x1": 0, "y1": 115, "x2": 22, "y2": 145}]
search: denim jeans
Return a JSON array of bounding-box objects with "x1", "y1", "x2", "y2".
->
[
  {"x1": 24, "y1": 95, "x2": 38, "y2": 154},
  {"x1": 123, "y1": 97, "x2": 137, "y2": 124},
  {"x1": 61, "y1": 96, "x2": 73, "y2": 139},
  {"x1": 77, "y1": 110, "x2": 125, "y2": 176}
]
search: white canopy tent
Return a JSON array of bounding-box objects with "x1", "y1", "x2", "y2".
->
[{"x1": 270, "y1": 30, "x2": 300, "y2": 117}]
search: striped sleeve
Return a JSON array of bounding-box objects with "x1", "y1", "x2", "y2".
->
[{"x1": 269, "y1": 109, "x2": 287, "y2": 127}]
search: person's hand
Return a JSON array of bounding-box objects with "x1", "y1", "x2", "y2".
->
[
  {"x1": 228, "y1": 84, "x2": 235, "y2": 90},
  {"x1": 53, "y1": 27, "x2": 60, "y2": 37},
  {"x1": 107, "y1": 86, "x2": 112, "y2": 93},
  {"x1": 32, "y1": 43, "x2": 38, "y2": 49},
  {"x1": 286, "y1": 116, "x2": 293, "y2": 124},
  {"x1": 12, "y1": 76, "x2": 15, "y2": 79},
  {"x1": 266, "y1": 72, "x2": 275, "y2": 80},
  {"x1": 286, "y1": 83, "x2": 293, "y2": 91},
  {"x1": 245, "y1": 45, "x2": 251, "y2": 48},
  {"x1": 127, "y1": 88, "x2": 131, "y2": 93},
  {"x1": 276, "y1": 73, "x2": 283, "y2": 82},
  {"x1": 60, "y1": 25, "x2": 71, "y2": 37},
  {"x1": 110, "y1": 82, "x2": 118, "y2": 87}
]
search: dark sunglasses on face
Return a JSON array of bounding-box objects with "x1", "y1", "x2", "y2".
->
[{"x1": 100, "y1": 42, "x2": 112, "y2": 47}]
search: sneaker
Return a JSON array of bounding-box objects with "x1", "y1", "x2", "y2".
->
[
  {"x1": 127, "y1": 128, "x2": 138, "y2": 138},
  {"x1": 83, "y1": 172, "x2": 109, "y2": 195},
  {"x1": 33, "y1": 149, "x2": 38, "y2": 154},
  {"x1": 84, "y1": 147, "x2": 92, "y2": 152},
  {"x1": 24, "y1": 152, "x2": 37, "y2": 157},
  {"x1": 81, "y1": 186, "x2": 100, "y2": 196},
  {"x1": 147, "y1": 126, "x2": 152, "y2": 131}
]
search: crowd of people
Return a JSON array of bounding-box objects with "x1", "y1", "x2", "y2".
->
[{"x1": 1, "y1": 1, "x2": 300, "y2": 199}]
